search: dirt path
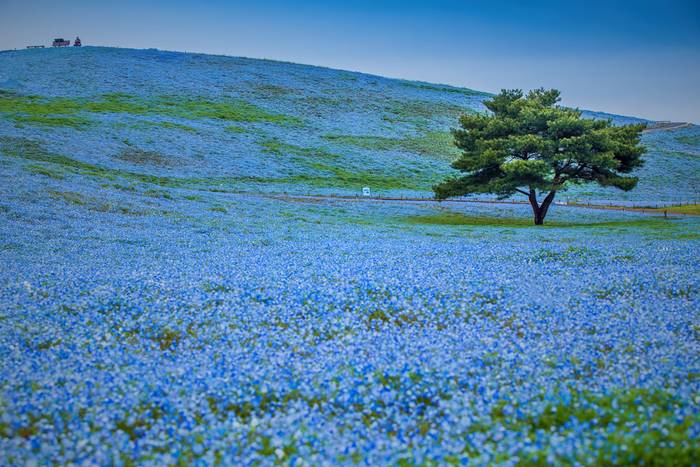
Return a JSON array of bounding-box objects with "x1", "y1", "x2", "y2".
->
[
  {"x1": 644, "y1": 122, "x2": 692, "y2": 132},
  {"x1": 263, "y1": 193, "x2": 698, "y2": 217}
]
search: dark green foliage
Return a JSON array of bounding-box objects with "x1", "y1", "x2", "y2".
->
[{"x1": 434, "y1": 89, "x2": 646, "y2": 224}]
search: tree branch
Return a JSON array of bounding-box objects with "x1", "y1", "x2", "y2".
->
[{"x1": 515, "y1": 188, "x2": 530, "y2": 196}]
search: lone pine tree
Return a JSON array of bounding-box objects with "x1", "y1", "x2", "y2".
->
[{"x1": 434, "y1": 88, "x2": 646, "y2": 225}]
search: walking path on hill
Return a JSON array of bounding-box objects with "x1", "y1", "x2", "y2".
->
[
  {"x1": 263, "y1": 193, "x2": 699, "y2": 217},
  {"x1": 644, "y1": 122, "x2": 692, "y2": 132}
]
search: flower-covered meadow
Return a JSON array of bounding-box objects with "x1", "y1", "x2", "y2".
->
[{"x1": 1, "y1": 47, "x2": 699, "y2": 465}]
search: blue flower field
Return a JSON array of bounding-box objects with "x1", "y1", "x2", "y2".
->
[{"x1": 1, "y1": 47, "x2": 699, "y2": 465}]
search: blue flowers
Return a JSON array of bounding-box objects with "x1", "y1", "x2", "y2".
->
[
  {"x1": 0, "y1": 46, "x2": 699, "y2": 464},
  {"x1": 1, "y1": 192, "x2": 698, "y2": 464}
]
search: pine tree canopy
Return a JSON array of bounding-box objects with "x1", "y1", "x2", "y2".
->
[{"x1": 433, "y1": 88, "x2": 647, "y2": 224}]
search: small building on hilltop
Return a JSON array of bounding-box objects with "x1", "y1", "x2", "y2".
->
[{"x1": 52, "y1": 38, "x2": 70, "y2": 47}]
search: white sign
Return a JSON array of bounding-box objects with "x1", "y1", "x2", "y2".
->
[{"x1": 362, "y1": 187, "x2": 371, "y2": 197}]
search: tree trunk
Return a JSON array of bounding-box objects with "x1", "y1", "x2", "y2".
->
[
  {"x1": 534, "y1": 208, "x2": 545, "y2": 225},
  {"x1": 528, "y1": 189, "x2": 557, "y2": 225}
]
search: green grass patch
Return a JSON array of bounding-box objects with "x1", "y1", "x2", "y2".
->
[
  {"x1": 405, "y1": 213, "x2": 536, "y2": 228},
  {"x1": 254, "y1": 84, "x2": 295, "y2": 96},
  {"x1": 0, "y1": 91, "x2": 300, "y2": 126},
  {"x1": 136, "y1": 120, "x2": 198, "y2": 133},
  {"x1": 260, "y1": 139, "x2": 339, "y2": 160},
  {"x1": 382, "y1": 98, "x2": 473, "y2": 124},
  {"x1": 400, "y1": 81, "x2": 487, "y2": 97},
  {"x1": 143, "y1": 189, "x2": 173, "y2": 199},
  {"x1": 323, "y1": 131, "x2": 459, "y2": 160},
  {"x1": 675, "y1": 232, "x2": 700, "y2": 240},
  {"x1": 11, "y1": 114, "x2": 92, "y2": 129},
  {"x1": 293, "y1": 162, "x2": 425, "y2": 190},
  {"x1": 224, "y1": 125, "x2": 247, "y2": 133},
  {"x1": 2, "y1": 136, "x2": 188, "y2": 187},
  {"x1": 0, "y1": 90, "x2": 87, "y2": 115},
  {"x1": 257, "y1": 139, "x2": 427, "y2": 190},
  {"x1": 115, "y1": 148, "x2": 172, "y2": 167},
  {"x1": 2, "y1": 136, "x2": 431, "y2": 192},
  {"x1": 0, "y1": 136, "x2": 289, "y2": 189},
  {"x1": 513, "y1": 388, "x2": 699, "y2": 465},
  {"x1": 46, "y1": 189, "x2": 147, "y2": 215},
  {"x1": 675, "y1": 135, "x2": 700, "y2": 146},
  {"x1": 649, "y1": 204, "x2": 700, "y2": 215},
  {"x1": 532, "y1": 246, "x2": 594, "y2": 262},
  {"x1": 48, "y1": 190, "x2": 86, "y2": 206},
  {"x1": 27, "y1": 164, "x2": 64, "y2": 179},
  {"x1": 149, "y1": 95, "x2": 300, "y2": 124},
  {"x1": 402, "y1": 211, "x2": 689, "y2": 229}
]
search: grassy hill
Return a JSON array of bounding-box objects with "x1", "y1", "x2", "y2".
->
[
  {"x1": 1, "y1": 46, "x2": 698, "y2": 204},
  {"x1": 1, "y1": 47, "x2": 699, "y2": 465}
]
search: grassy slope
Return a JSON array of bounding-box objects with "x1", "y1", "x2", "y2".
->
[{"x1": 0, "y1": 46, "x2": 698, "y2": 202}]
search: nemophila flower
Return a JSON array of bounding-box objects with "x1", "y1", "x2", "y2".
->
[{"x1": 0, "y1": 47, "x2": 699, "y2": 464}]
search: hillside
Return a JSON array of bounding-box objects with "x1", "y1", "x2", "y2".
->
[
  {"x1": 1, "y1": 47, "x2": 699, "y2": 464},
  {"x1": 1, "y1": 46, "x2": 698, "y2": 204}
]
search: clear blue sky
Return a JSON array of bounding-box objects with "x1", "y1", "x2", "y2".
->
[{"x1": 2, "y1": 0, "x2": 699, "y2": 122}]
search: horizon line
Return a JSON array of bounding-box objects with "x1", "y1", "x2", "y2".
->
[{"x1": 2, "y1": 44, "x2": 696, "y2": 126}]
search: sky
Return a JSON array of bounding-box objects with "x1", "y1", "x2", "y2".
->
[{"x1": 1, "y1": 0, "x2": 699, "y2": 123}]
